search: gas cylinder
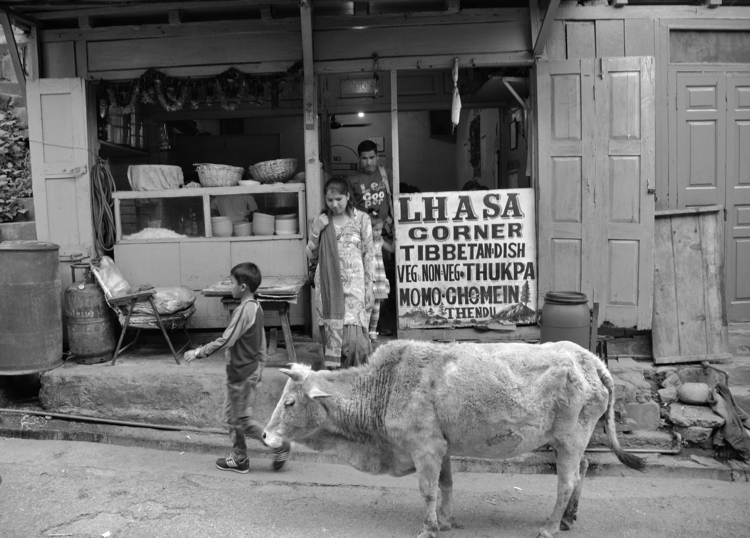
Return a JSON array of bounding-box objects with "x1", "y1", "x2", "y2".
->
[{"x1": 64, "y1": 263, "x2": 116, "y2": 364}]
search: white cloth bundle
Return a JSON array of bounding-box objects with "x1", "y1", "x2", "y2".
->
[{"x1": 127, "y1": 165, "x2": 184, "y2": 191}]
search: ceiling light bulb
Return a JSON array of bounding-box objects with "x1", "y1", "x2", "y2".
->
[{"x1": 358, "y1": 112, "x2": 365, "y2": 118}]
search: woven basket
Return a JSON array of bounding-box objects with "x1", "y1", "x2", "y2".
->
[
  {"x1": 194, "y1": 163, "x2": 244, "y2": 187},
  {"x1": 247, "y1": 158, "x2": 298, "y2": 184}
]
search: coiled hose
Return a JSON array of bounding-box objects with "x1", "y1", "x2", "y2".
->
[{"x1": 92, "y1": 157, "x2": 117, "y2": 256}]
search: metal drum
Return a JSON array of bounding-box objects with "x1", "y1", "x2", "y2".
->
[
  {"x1": 0, "y1": 241, "x2": 63, "y2": 374},
  {"x1": 64, "y1": 263, "x2": 116, "y2": 364},
  {"x1": 539, "y1": 291, "x2": 591, "y2": 350}
]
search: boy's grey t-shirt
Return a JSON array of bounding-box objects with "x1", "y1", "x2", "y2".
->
[{"x1": 199, "y1": 298, "x2": 266, "y2": 383}]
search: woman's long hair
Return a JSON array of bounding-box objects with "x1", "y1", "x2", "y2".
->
[{"x1": 323, "y1": 177, "x2": 356, "y2": 217}]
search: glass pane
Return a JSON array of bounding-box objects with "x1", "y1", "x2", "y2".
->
[
  {"x1": 120, "y1": 197, "x2": 205, "y2": 240},
  {"x1": 671, "y1": 30, "x2": 750, "y2": 64}
]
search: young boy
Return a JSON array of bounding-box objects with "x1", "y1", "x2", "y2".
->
[{"x1": 184, "y1": 262, "x2": 291, "y2": 473}]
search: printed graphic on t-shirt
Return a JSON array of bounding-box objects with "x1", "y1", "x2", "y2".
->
[{"x1": 360, "y1": 181, "x2": 386, "y2": 210}]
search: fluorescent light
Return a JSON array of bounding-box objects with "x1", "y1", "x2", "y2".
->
[{"x1": 358, "y1": 112, "x2": 365, "y2": 118}]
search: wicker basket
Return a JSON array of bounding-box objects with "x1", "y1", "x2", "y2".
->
[
  {"x1": 194, "y1": 163, "x2": 244, "y2": 187},
  {"x1": 247, "y1": 158, "x2": 298, "y2": 184}
]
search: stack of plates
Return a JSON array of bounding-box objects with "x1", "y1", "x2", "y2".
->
[
  {"x1": 275, "y1": 213, "x2": 298, "y2": 235},
  {"x1": 253, "y1": 212, "x2": 275, "y2": 236},
  {"x1": 211, "y1": 216, "x2": 232, "y2": 237}
]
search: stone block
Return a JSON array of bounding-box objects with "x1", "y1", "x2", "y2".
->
[
  {"x1": 668, "y1": 403, "x2": 725, "y2": 429},
  {"x1": 658, "y1": 387, "x2": 678, "y2": 404},
  {"x1": 661, "y1": 372, "x2": 682, "y2": 389},
  {"x1": 624, "y1": 401, "x2": 660, "y2": 431},
  {"x1": 613, "y1": 371, "x2": 652, "y2": 403},
  {"x1": 674, "y1": 426, "x2": 714, "y2": 447},
  {"x1": 677, "y1": 366, "x2": 724, "y2": 386}
]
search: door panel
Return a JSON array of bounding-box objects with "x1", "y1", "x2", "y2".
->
[
  {"x1": 536, "y1": 59, "x2": 596, "y2": 306},
  {"x1": 595, "y1": 57, "x2": 656, "y2": 328},
  {"x1": 726, "y1": 74, "x2": 750, "y2": 321},
  {"x1": 27, "y1": 79, "x2": 97, "y2": 259},
  {"x1": 676, "y1": 73, "x2": 726, "y2": 208},
  {"x1": 537, "y1": 57, "x2": 655, "y2": 328}
]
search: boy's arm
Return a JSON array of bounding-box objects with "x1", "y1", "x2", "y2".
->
[{"x1": 186, "y1": 303, "x2": 255, "y2": 362}]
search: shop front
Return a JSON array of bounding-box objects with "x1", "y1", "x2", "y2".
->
[{"x1": 19, "y1": 1, "x2": 692, "y2": 342}]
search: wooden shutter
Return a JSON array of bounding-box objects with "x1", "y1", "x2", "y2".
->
[
  {"x1": 27, "y1": 79, "x2": 97, "y2": 259},
  {"x1": 537, "y1": 57, "x2": 655, "y2": 329},
  {"x1": 594, "y1": 57, "x2": 656, "y2": 329},
  {"x1": 725, "y1": 73, "x2": 750, "y2": 322},
  {"x1": 536, "y1": 59, "x2": 598, "y2": 308}
]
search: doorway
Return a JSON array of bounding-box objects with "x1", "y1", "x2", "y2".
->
[{"x1": 669, "y1": 70, "x2": 750, "y2": 322}]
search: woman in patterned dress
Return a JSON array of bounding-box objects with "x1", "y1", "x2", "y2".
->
[{"x1": 306, "y1": 177, "x2": 375, "y2": 367}]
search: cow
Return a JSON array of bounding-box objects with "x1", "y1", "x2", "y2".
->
[{"x1": 263, "y1": 339, "x2": 645, "y2": 538}]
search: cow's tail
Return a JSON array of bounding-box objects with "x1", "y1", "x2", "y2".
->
[{"x1": 596, "y1": 361, "x2": 647, "y2": 471}]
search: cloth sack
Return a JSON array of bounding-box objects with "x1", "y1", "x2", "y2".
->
[{"x1": 127, "y1": 165, "x2": 184, "y2": 190}]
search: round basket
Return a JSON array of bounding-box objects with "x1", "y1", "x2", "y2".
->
[
  {"x1": 247, "y1": 158, "x2": 298, "y2": 184},
  {"x1": 194, "y1": 163, "x2": 244, "y2": 187}
]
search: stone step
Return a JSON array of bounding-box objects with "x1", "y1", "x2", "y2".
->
[
  {"x1": 728, "y1": 385, "x2": 750, "y2": 413},
  {"x1": 719, "y1": 359, "x2": 750, "y2": 386},
  {"x1": 728, "y1": 325, "x2": 750, "y2": 357},
  {"x1": 589, "y1": 429, "x2": 677, "y2": 451}
]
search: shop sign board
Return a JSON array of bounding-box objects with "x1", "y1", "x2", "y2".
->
[{"x1": 395, "y1": 188, "x2": 537, "y2": 330}]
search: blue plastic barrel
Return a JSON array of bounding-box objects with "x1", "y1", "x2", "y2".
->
[
  {"x1": 0, "y1": 241, "x2": 63, "y2": 374},
  {"x1": 539, "y1": 291, "x2": 591, "y2": 350}
]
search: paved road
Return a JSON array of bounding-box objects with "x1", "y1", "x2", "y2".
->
[{"x1": 0, "y1": 437, "x2": 748, "y2": 538}]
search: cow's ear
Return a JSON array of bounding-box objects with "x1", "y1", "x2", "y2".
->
[
  {"x1": 280, "y1": 368, "x2": 305, "y2": 382},
  {"x1": 307, "y1": 387, "x2": 332, "y2": 400}
]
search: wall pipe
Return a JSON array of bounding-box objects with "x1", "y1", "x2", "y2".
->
[{"x1": 0, "y1": 408, "x2": 225, "y2": 435}]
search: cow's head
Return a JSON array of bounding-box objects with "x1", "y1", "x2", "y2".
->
[{"x1": 262, "y1": 363, "x2": 331, "y2": 449}]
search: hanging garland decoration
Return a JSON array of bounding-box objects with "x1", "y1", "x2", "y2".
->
[{"x1": 99, "y1": 62, "x2": 303, "y2": 113}]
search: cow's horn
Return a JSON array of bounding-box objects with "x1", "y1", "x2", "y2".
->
[{"x1": 307, "y1": 387, "x2": 332, "y2": 400}]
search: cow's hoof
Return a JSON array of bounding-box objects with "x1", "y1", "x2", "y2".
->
[
  {"x1": 438, "y1": 520, "x2": 452, "y2": 531},
  {"x1": 417, "y1": 529, "x2": 437, "y2": 538},
  {"x1": 535, "y1": 529, "x2": 555, "y2": 538},
  {"x1": 560, "y1": 515, "x2": 576, "y2": 531}
]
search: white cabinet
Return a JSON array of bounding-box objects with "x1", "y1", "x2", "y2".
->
[{"x1": 112, "y1": 183, "x2": 308, "y2": 328}]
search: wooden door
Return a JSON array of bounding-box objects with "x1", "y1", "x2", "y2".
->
[
  {"x1": 726, "y1": 74, "x2": 750, "y2": 321},
  {"x1": 537, "y1": 58, "x2": 655, "y2": 329},
  {"x1": 536, "y1": 59, "x2": 598, "y2": 304},
  {"x1": 27, "y1": 79, "x2": 97, "y2": 260},
  {"x1": 594, "y1": 57, "x2": 656, "y2": 328}
]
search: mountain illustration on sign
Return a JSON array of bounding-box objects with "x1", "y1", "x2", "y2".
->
[{"x1": 491, "y1": 302, "x2": 536, "y2": 324}]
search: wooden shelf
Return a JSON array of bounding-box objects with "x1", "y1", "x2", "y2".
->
[
  {"x1": 113, "y1": 183, "x2": 305, "y2": 199},
  {"x1": 99, "y1": 140, "x2": 149, "y2": 158},
  {"x1": 117, "y1": 234, "x2": 304, "y2": 244}
]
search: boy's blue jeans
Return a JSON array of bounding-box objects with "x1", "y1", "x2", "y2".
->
[{"x1": 224, "y1": 368, "x2": 265, "y2": 461}]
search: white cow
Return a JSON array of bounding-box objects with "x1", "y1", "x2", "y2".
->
[{"x1": 263, "y1": 339, "x2": 645, "y2": 538}]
